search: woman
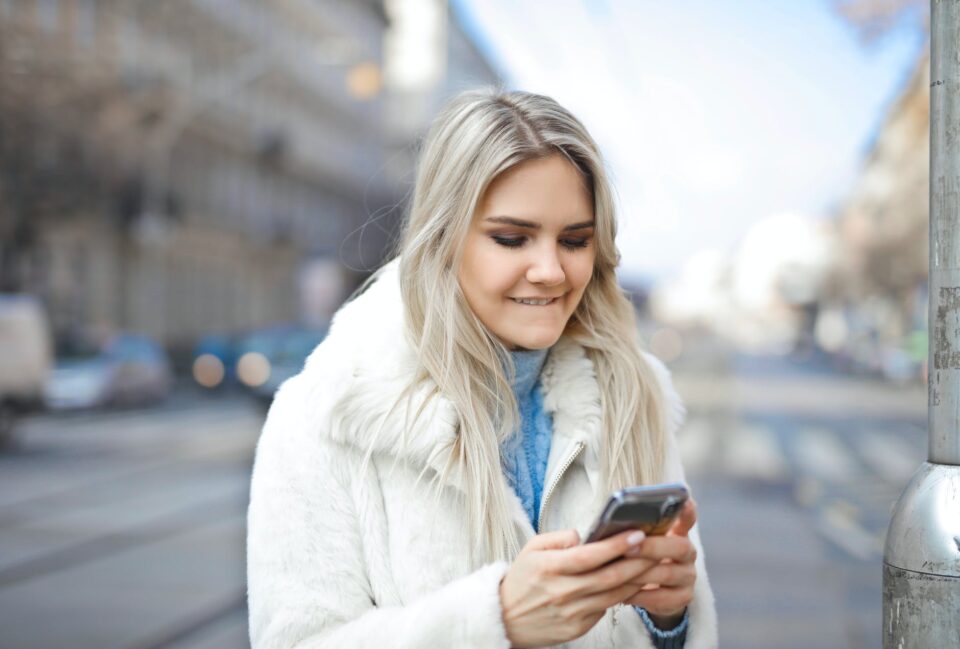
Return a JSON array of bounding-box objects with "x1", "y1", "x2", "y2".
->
[{"x1": 247, "y1": 89, "x2": 718, "y2": 648}]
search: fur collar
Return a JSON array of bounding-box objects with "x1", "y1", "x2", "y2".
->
[{"x1": 298, "y1": 258, "x2": 681, "y2": 491}]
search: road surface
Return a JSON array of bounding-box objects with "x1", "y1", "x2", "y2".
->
[{"x1": 0, "y1": 347, "x2": 927, "y2": 648}]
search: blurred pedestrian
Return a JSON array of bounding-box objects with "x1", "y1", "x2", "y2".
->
[{"x1": 246, "y1": 89, "x2": 717, "y2": 648}]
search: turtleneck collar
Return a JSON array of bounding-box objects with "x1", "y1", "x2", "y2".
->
[{"x1": 508, "y1": 347, "x2": 550, "y2": 398}]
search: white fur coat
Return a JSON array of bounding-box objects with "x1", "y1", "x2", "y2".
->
[{"x1": 246, "y1": 259, "x2": 718, "y2": 648}]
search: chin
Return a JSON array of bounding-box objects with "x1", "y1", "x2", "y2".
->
[{"x1": 505, "y1": 329, "x2": 563, "y2": 351}]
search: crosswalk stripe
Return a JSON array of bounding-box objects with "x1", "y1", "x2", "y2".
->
[
  {"x1": 680, "y1": 417, "x2": 906, "y2": 563},
  {"x1": 793, "y1": 427, "x2": 861, "y2": 483},
  {"x1": 817, "y1": 500, "x2": 884, "y2": 561},
  {"x1": 722, "y1": 423, "x2": 788, "y2": 480},
  {"x1": 856, "y1": 431, "x2": 922, "y2": 486},
  {"x1": 682, "y1": 418, "x2": 922, "y2": 496}
]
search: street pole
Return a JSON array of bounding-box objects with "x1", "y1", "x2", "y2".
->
[{"x1": 883, "y1": 1, "x2": 960, "y2": 647}]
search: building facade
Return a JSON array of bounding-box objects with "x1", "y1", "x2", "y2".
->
[{"x1": 0, "y1": 0, "x2": 500, "y2": 355}]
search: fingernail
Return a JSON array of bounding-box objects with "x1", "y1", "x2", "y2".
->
[{"x1": 627, "y1": 531, "x2": 646, "y2": 546}]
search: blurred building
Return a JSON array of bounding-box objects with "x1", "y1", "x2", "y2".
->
[
  {"x1": 825, "y1": 53, "x2": 928, "y2": 370},
  {"x1": 381, "y1": 0, "x2": 503, "y2": 194},
  {"x1": 0, "y1": 0, "x2": 500, "y2": 355}
]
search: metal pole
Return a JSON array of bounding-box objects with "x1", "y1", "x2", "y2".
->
[{"x1": 883, "y1": 2, "x2": 960, "y2": 647}]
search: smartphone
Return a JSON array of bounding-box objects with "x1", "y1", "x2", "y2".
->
[{"x1": 583, "y1": 483, "x2": 689, "y2": 544}]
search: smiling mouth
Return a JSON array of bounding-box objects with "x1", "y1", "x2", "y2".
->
[{"x1": 510, "y1": 297, "x2": 560, "y2": 306}]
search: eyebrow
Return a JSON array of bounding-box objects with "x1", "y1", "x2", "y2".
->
[{"x1": 483, "y1": 216, "x2": 596, "y2": 231}]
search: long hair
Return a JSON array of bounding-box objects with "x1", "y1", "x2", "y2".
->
[{"x1": 394, "y1": 88, "x2": 668, "y2": 563}]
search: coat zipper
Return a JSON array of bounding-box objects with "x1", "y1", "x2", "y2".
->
[{"x1": 537, "y1": 441, "x2": 585, "y2": 532}]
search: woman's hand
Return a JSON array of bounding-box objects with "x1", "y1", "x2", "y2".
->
[
  {"x1": 622, "y1": 499, "x2": 699, "y2": 628},
  {"x1": 499, "y1": 528, "x2": 655, "y2": 648}
]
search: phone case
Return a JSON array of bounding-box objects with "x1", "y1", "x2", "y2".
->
[{"x1": 584, "y1": 483, "x2": 689, "y2": 543}]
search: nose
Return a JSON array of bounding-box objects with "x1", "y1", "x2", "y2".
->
[{"x1": 525, "y1": 244, "x2": 565, "y2": 286}]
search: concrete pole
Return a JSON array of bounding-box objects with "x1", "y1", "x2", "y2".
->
[{"x1": 882, "y1": 2, "x2": 960, "y2": 647}]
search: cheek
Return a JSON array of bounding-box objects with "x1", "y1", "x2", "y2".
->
[
  {"x1": 459, "y1": 241, "x2": 514, "y2": 305},
  {"x1": 569, "y1": 253, "x2": 596, "y2": 292},
  {"x1": 479, "y1": 250, "x2": 522, "y2": 297},
  {"x1": 480, "y1": 269, "x2": 518, "y2": 304}
]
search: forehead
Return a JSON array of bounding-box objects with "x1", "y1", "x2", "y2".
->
[{"x1": 476, "y1": 154, "x2": 593, "y2": 225}]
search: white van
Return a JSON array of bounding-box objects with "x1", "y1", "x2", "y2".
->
[{"x1": 0, "y1": 295, "x2": 53, "y2": 445}]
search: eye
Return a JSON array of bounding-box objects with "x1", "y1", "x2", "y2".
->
[
  {"x1": 560, "y1": 237, "x2": 591, "y2": 250},
  {"x1": 492, "y1": 236, "x2": 526, "y2": 248},
  {"x1": 491, "y1": 235, "x2": 592, "y2": 250}
]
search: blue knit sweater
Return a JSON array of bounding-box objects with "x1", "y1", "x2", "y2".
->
[{"x1": 501, "y1": 347, "x2": 688, "y2": 648}]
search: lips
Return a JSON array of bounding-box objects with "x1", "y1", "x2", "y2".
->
[{"x1": 510, "y1": 296, "x2": 560, "y2": 306}]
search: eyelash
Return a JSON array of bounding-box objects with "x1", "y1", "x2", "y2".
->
[{"x1": 492, "y1": 236, "x2": 591, "y2": 251}]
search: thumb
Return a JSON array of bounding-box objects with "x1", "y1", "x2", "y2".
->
[
  {"x1": 668, "y1": 499, "x2": 697, "y2": 537},
  {"x1": 524, "y1": 528, "x2": 581, "y2": 552}
]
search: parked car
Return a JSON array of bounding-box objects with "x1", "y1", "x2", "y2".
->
[
  {"x1": 0, "y1": 295, "x2": 53, "y2": 445},
  {"x1": 43, "y1": 334, "x2": 174, "y2": 410},
  {"x1": 235, "y1": 325, "x2": 327, "y2": 404}
]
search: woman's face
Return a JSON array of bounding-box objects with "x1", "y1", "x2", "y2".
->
[{"x1": 458, "y1": 154, "x2": 596, "y2": 351}]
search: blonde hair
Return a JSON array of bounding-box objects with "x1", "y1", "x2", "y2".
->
[{"x1": 394, "y1": 88, "x2": 667, "y2": 563}]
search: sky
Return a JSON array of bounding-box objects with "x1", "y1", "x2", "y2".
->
[{"x1": 452, "y1": 0, "x2": 926, "y2": 283}]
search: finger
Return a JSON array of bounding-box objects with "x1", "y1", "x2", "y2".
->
[
  {"x1": 626, "y1": 562, "x2": 697, "y2": 589},
  {"x1": 625, "y1": 585, "x2": 693, "y2": 612},
  {"x1": 525, "y1": 528, "x2": 581, "y2": 552},
  {"x1": 569, "y1": 581, "x2": 644, "y2": 618},
  {"x1": 624, "y1": 535, "x2": 696, "y2": 564},
  {"x1": 668, "y1": 499, "x2": 697, "y2": 537},
  {"x1": 555, "y1": 529, "x2": 646, "y2": 574},
  {"x1": 571, "y1": 556, "x2": 658, "y2": 598}
]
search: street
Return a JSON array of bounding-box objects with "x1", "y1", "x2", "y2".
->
[
  {"x1": 0, "y1": 344, "x2": 927, "y2": 649},
  {"x1": 0, "y1": 391, "x2": 261, "y2": 649},
  {"x1": 679, "y1": 345, "x2": 926, "y2": 649}
]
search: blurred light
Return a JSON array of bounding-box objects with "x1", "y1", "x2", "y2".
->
[
  {"x1": 193, "y1": 354, "x2": 225, "y2": 389},
  {"x1": 650, "y1": 327, "x2": 683, "y2": 364},
  {"x1": 238, "y1": 352, "x2": 271, "y2": 388},
  {"x1": 346, "y1": 62, "x2": 382, "y2": 100}
]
